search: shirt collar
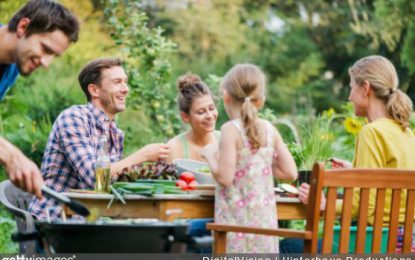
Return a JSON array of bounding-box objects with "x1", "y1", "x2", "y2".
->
[{"x1": 87, "y1": 102, "x2": 111, "y2": 123}]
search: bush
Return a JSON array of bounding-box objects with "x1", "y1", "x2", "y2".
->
[{"x1": 0, "y1": 207, "x2": 18, "y2": 253}]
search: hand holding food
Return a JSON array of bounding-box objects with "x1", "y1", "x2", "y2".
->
[
  {"x1": 330, "y1": 158, "x2": 352, "y2": 169},
  {"x1": 141, "y1": 143, "x2": 170, "y2": 162}
]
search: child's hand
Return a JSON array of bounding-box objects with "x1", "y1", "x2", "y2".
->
[{"x1": 199, "y1": 143, "x2": 218, "y2": 161}]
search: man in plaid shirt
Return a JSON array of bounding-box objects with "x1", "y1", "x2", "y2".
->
[{"x1": 29, "y1": 58, "x2": 170, "y2": 219}]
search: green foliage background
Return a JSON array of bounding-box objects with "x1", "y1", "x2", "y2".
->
[{"x1": 1, "y1": 0, "x2": 415, "y2": 253}]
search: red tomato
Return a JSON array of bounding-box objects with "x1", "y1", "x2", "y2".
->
[
  {"x1": 179, "y1": 171, "x2": 195, "y2": 184},
  {"x1": 175, "y1": 180, "x2": 188, "y2": 190},
  {"x1": 187, "y1": 180, "x2": 199, "y2": 190}
]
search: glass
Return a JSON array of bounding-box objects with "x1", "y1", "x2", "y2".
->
[{"x1": 95, "y1": 135, "x2": 111, "y2": 193}]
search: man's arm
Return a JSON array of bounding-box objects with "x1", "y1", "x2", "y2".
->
[
  {"x1": 0, "y1": 137, "x2": 44, "y2": 199},
  {"x1": 57, "y1": 109, "x2": 171, "y2": 187},
  {"x1": 110, "y1": 143, "x2": 171, "y2": 176}
]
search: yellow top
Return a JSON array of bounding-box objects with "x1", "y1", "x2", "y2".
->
[{"x1": 337, "y1": 118, "x2": 415, "y2": 225}]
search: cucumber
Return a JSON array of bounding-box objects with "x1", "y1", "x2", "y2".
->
[
  {"x1": 113, "y1": 182, "x2": 153, "y2": 191},
  {"x1": 163, "y1": 186, "x2": 187, "y2": 194},
  {"x1": 135, "y1": 180, "x2": 176, "y2": 187}
]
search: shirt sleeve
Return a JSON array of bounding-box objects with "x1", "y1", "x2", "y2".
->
[{"x1": 57, "y1": 109, "x2": 96, "y2": 189}]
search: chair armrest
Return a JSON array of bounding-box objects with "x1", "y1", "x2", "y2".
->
[
  {"x1": 207, "y1": 223, "x2": 312, "y2": 239},
  {"x1": 0, "y1": 181, "x2": 35, "y2": 231}
]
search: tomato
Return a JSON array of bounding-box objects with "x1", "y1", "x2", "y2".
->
[
  {"x1": 187, "y1": 180, "x2": 199, "y2": 190},
  {"x1": 179, "y1": 171, "x2": 195, "y2": 184},
  {"x1": 175, "y1": 180, "x2": 188, "y2": 190}
]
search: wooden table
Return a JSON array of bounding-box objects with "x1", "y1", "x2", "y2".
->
[{"x1": 64, "y1": 193, "x2": 306, "y2": 221}]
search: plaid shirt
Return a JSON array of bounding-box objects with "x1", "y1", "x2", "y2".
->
[{"x1": 29, "y1": 103, "x2": 124, "y2": 220}]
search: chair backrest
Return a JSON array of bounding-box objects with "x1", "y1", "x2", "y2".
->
[
  {"x1": 207, "y1": 162, "x2": 415, "y2": 254},
  {"x1": 0, "y1": 180, "x2": 36, "y2": 254},
  {"x1": 306, "y1": 162, "x2": 415, "y2": 254}
]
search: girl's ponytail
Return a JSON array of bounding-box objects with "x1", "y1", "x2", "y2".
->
[
  {"x1": 221, "y1": 64, "x2": 266, "y2": 150},
  {"x1": 241, "y1": 97, "x2": 261, "y2": 150}
]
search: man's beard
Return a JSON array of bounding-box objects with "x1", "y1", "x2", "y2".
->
[{"x1": 15, "y1": 56, "x2": 33, "y2": 76}]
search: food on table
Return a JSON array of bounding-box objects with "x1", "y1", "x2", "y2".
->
[
  {"x1": 280, "y1": 183, "x2": 299, "y2": 195},
  {"x1": 117, "y1": 161, "x2": 177, "y2": 182},
  {"x1": 188, "y1": 180, "x2": 198, "y2": 190},
  {"x1": 197, "y1": 166, "x2": 211, "y2": 174},
  {"x1": 175, "y1": 172, "x2": 198, "y2": 190},
  {"x1": 274, "y1": 187, "x2": 284, "y2": 193},
  {"x1": 179, "y1": 171, "x2": 195, "y2": 184},
  {"x1": 112, "y1": 181, "x2": 186, "y2": 195},
  {"x1": 175, "y1": 180, "x2": 188, "y2": 190}
]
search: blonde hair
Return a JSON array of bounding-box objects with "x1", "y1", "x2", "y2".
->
[
  {"x1": 349, "y1": 55, "x2": 413, "y2": 128},
  {"x1": 221, "y1": 64, "x2": 266, "y2": 149}
]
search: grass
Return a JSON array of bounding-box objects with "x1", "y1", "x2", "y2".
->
[{"x1": 0, "y1": 206, "x2": 18, "y2": 253}]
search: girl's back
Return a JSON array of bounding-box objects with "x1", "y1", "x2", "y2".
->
[{"x1": 215, "y1": 118, "x2": 279, "y2": 253}]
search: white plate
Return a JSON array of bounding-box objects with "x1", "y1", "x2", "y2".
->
[
  {"x1": 280, "y1": 184, "x2": 299, "y2": 194},
  {"x1": 274, "y1": 187, "x2": 284, "y2": 193}
]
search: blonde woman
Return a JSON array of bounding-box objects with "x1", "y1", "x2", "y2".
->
[
  {"x1": 201, "y1": 64, "x2": 297, "y2": 253},
  {"x1": 288, "y1": 55, "x2": 415, "y2": 253}
]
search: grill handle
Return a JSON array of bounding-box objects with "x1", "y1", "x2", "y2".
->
[{"x1": 12, "y1": 231, "x2": 40, "y2": 242}]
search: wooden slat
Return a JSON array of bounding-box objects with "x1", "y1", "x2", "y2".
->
[
  {"x1": 403, "y1": 190, "x2": 415, "y2": 253},
  {"x1": 206, "y1": 223, "x2": 311, "y2": 239},
  {"x1": 304, "y1": 162, "x2": 325, "y2": 254},
  {"x1": 339, "y1": 187, "x2": 353, "y2": 253},
  {"x1": 213, "y1": 231, "x2": 226, "y2": 254},
  {"x1": 372, "y1": 189, "x2": 386, "y2": 253},
  {"x1": 355, "y1": 188, "x2": 369, "y2": 253},
  {"x1": 322, "y1": 187, "x2": 337, "y2": 253},
  {"x1": 324, "y1": 171, "x2": 415, "y2": 189},
  {"x1": 387, "y1": 189, "x2": 401, "y2": 253}
]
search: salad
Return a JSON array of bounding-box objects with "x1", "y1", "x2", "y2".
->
[{"x1": 197, "y1": 166, "x2": 211, "y2": 174}]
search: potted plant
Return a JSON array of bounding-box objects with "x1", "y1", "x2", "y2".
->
[{"x1": 288, "y1": 115, "x2": 335, "y2": 185}]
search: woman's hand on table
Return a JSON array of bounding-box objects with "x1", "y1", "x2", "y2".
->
[{"x1": 298, "y1": 183, "x2": 326, "y2": 211}]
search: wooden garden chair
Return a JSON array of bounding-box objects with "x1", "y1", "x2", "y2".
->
[{"x1": 207, "y1": 162, "x2": 415, "y2": 253}]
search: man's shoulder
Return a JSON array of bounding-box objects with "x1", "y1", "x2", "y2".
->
[
  {"x1": 55, "y1": 104, "x2": 92, "y2": 123},
  {"x1": 0, "y1": 63, "x2": 20, "y2": 100}
]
